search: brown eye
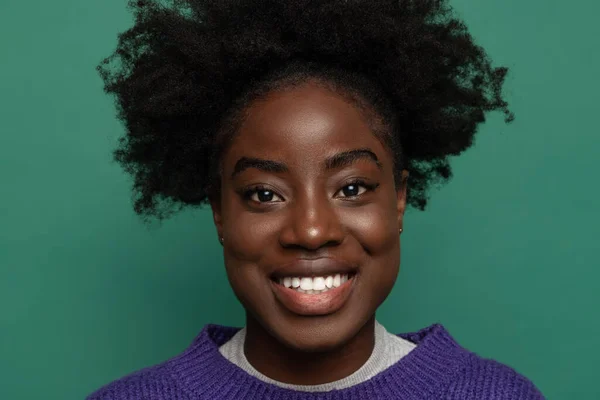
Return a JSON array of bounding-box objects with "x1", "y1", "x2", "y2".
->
[
  {"x1": 340, "y1": 183, "x2": 365, "y2": 197},
  {"x1": 244, "y1": 186, "x2": 284, "y2": 203},
  {"x1": 335, "y1": 180, "x2": 379, "y2": 198}
]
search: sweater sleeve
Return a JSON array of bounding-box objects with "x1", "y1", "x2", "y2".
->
[{"x1": 443, "y1": 354, "x2": 545, "y2": 400}]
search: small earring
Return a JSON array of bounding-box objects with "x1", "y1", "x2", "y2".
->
[
  {"x1": 399, "y1": 228, "x2": 403, "y2": 234},
  {"x1": 219, "y1": 236, "x2": 224, "y2": 244}
]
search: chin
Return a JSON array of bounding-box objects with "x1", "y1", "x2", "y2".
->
[{"x1": 267, "y1": 312, "x2": 372, "y2": 353}]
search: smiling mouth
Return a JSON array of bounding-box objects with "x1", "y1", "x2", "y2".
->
[
  {"x1": 270, "y1": 272, "x2": 357, "y2": 316},
  {"x1": 274, "y1": 273, "x2": 355, "y2": 294}
]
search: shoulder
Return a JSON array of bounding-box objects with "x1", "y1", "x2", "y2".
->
[
  {"x1": 85, "y1": 362, "x2": 187, "y2": 400},
  {"x1": 444, "y1": 352, "x2": 545, "y2": 400},
  {"x1": 86, "y1": 324, "x2": 239, "y2": 400}
]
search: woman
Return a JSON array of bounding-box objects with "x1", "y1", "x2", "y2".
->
[{"x1": 89, "y1": 0, "x2": 543, "y2": 398}]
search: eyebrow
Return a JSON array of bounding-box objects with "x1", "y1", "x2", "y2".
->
[{"x1": 231, "y1": 148, "x2": 382, "y2": 179}]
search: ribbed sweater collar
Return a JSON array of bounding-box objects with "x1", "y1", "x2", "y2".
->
[{"x1": 167, "y1": 323, "x2": 468, "y2": 399}]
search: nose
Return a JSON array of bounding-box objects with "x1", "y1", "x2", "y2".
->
[{"x1": 278, "y1": 193, "x2": 345, "y2": 251}]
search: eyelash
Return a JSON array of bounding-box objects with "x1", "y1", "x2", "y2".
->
[{"x1": 241, "y1": 179, "x2": 380, "y2": 204}]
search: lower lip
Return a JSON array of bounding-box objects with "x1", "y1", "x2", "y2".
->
[{"x1": 270, "y1": 276, "x2": 356, "y2": 316}]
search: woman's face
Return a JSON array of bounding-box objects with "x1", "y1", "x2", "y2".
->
[{"x1": 212, "y1": 80, "x2": 407, "y2": 351}]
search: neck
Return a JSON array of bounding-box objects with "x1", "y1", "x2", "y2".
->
[{"x1": 243, "y1": 315, "x2": 376, "y2": 385}]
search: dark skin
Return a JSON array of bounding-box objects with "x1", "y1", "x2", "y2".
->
[{"x1": 211, "y1": 80, "x2": 409, "y2": 385}]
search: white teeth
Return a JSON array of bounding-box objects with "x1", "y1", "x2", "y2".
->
[
  {"x1": 313, "y1": 277, "x2": 326, "y2": 291},
  {"x1": 300, "y1": 277, "x2": 313, "y2": 291},
  {"x1": 333, "y1": 274, "x2": 341, "y2": 287},
  {"x1": 278, "y1": 273, "x2": 353, "y2": 294}
]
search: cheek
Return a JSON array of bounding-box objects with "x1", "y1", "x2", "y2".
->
[
  {"x1": 225, "y1": 214, "x2": 274, "y2": 263},
  {"x1": 342, "y1": 199, "x2": 400, "y2": 302},
  {"x1": 221, "y1": 190, "x2": 276, "y2": 263},
  {"x1": 221, "y1": 197, "x2": 279, "y2": 309},
  {"x1": 223, "y1": 231, "x2": 271, "y2": 316},
  {"x1": 341, "y1": 200, "x2": 399, "y2": 253}
]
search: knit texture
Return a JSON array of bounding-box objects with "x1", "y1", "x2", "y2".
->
[{"x1": 87, "y1": 324, "x2": 544, "y2": 399}]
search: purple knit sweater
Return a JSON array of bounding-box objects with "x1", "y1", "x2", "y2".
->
[{"x1": 87, "y1": 323, "x2": 544, "y2": 399}]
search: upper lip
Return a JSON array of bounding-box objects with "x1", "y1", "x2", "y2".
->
[{"x1": 270, "y1": 258, "x2": 358, "y2": 279}]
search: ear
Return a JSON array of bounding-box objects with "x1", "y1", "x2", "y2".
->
[
  {"x1": 209, "y1": 194, "x2": 224, "y2": 241},
  {"x1": 396, "y1": 170, "x2": 409, "y2": 230}
]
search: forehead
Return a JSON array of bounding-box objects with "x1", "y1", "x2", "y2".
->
[{"x1": 225, "y1": 82, "x2": 389, "y2": 168}]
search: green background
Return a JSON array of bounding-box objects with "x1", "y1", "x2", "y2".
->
[{"x1": 1, "y1": 0, "x2": 598, "y2": 399}]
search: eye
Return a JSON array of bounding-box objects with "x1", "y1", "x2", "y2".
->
[
  {"x1": 244, "y1": 186, "x2": 284, "y2": 203},
  {"x1": 336, "y1": 179, "x2": 379, "y2": 198}
]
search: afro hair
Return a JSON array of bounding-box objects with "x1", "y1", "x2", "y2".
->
[{"x1": 97, "y1": 0, "x2": 513, "y2": 220}]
